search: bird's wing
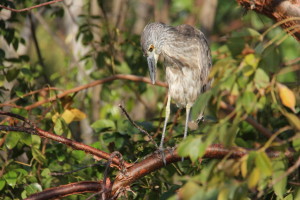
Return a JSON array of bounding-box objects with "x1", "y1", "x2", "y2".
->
[{"x1": 174, "y1": 24, "x2": 212, "y2": 91}]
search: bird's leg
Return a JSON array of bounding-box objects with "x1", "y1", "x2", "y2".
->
[
  {"x1": 160, "y1": 94, "x2": 171, "y2": 149},
  {"x1": 158, "y1": 94, "x2": 171, "y2": 165},
  {"x1": 182, "y1": 103, "x2": 192, "y2": 161},
  {"x1": 183, "y1": 103, "x2": 192, "y2": 140}
]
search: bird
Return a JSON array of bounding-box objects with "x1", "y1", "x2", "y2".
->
[{"x1": 140, "y1": 22, "x2": 212, "y2": 161}]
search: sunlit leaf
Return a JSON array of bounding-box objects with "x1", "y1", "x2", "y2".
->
[
  {"x1": 254, "y1": 68, "x2": 269, "y2": 88},
  {"x1": 218, "y1": 188, "x2": 229, "y2": 200},
  {"x1": 241, "y1": 155, "x2": 248, "y2": 178},
  {"x1": 3, "y1": 171, "x2": 18, "y2": 188},
  {"x1": 277, "y1": 83, "x2": 296, "y2": 113},
  {"x1": 177, "y1": 136, "x2": 203, "y2": 162},
  {"x1": 70, "y1": 108, "x2": 87, "y2": 121},
  {"x1": 0, "y1": 179, "x2": 5, "y2": 191},
  {"x1": 283, "y1": 112, "x2": 300, "y2": 131},
  {"x1": 255, "y1": 151, "x2": 272, "y2": 176},
  {"x1": 61, "y1": 109, "x2": 75, "y2": 124},
  {"x1": 247, "y1": 167, "x2": 260, "y2": 189},
  {"x1": 180, "y1": 181, "x2": 201, "y2": 200},
  {"x1": 5, "y1": 132, "x2": 20, "y2": 149}
]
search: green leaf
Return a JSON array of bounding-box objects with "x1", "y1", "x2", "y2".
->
[
  {"x1": 32, "y1": 147, "x2": 46, "y2": 164},
  {"x1": 31, "y1": 135, "x2": 41, "y2": 148},
  {"x1": 3, "y1": 171, "x2": 18, "y2": 188},
  {"x1": 24, "y1": 183, "x2": 42, "y2": 197},
  {"x1": 0, "y1": 178, "x2": 6, "y2": 191},
  {"x1": 53, "y1": 118, "x2": 69, "y2": 135},
  {"x1": 71, "y1": 150, "x2": 85, "y2": 161},
  {"x1": 283, "y1": 112, "x2": 300, "y2": 131},
  {"x1": 178, "y1": 136, "x2": 204, "y2": 162},
  {"x1": 240, "y1": 92, "x2": 256, "y2": 114},
  {"x1": 292, "y1": 133, "x2": 300, "y2": 151},
  {"x1": 254, "y1": 68, "x2": 270, "y2": 88},
  {"x1": 91, "y1": 119, "x2": 115, "y2": 133},
  {"x1": 41, "y1": 168, "x2": 51, "y2": 178},
  {"x1": 191, "y1": 91, "x2": 212, "y2": 121},
  {"x1": 5, "y1": 132, "x2": 20, "y2": 149},
  {"x1": 5, "y1": 68, "x2": 20, "y2": 82},
  {"x1": 272, "y1": 158, "x2": 287, "y2": 199},
  {"x1": 255, "y1": 151, "x2": 272, "y2": 177}
]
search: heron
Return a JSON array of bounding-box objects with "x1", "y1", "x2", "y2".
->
[{"x1": 141, "y1": 22, "x2": 212, "y2": 160}]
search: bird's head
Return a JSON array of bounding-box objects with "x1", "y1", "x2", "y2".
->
[{"x1": 141, "y1": 22, "x2": 166, "y2": 84}]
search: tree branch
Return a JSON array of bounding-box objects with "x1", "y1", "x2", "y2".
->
[
  {"x1": 0, "y1": 124, "x2": 131, "y2": 169},
  {"x1": 237, "y1": 0, "x2": 300, "y2": 42},
  {"x1": 24, "y1": 143, "x2": 293, "y2": 200},
  {"x1": 23, "y1": 74, "x2": 167, "y2": 110},
  {"x1": 0, "y1": 0, "x2": 63, "y2": 12},
  {"x1": 2, "y1": 74, "x2": 276, "y2": 142}
]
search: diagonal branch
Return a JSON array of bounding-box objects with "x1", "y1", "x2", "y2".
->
[
  {"x1": 2, "y1": 74, "x2": 276, "y2": 142},
  {"x1": 25, "y1": 144, "x2": 293, "y2": 200},
  {"x1": 0, "y1": 124, "x2": 131, "y2": 168},
  {"x1": 0, "y1": 0, "x2": 63, "y2": 12},
  {"x1": 236, "y1": 0, "x2": 300, "y2": 42}
]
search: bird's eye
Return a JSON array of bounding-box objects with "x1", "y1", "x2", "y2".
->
[{"x1": 148, "y1": 45, "x2": 154, "y2": 52}]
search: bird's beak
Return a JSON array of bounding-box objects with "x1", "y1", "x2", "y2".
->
[{"x1": 147, "y1": 53, "x2": 158, "y2": 84}]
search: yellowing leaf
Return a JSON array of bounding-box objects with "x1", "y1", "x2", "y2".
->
[
  {"x1": 277, "y1": 83, "x2": 296, "y2": 112},
  {"x1": 248, "y1": 167, "x2": 260, "y2": 189},
  {"x1": 61, "y1": 109, "x2": 75, "y2": 124},
  {"x1": 218, "y1": 188, "x2": 229, "y2": 200},
  {"x1": 70, "y1": 108, "x2": 87, "y2": 121},
  {"x1": 241, "y1": 156, "x2": 248, "y2": 178},
  {"x1": 284, "y1": 112, "x2": 300, "y2": 131}
]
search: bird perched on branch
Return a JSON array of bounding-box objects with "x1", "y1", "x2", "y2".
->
[{"x1": 141, "y1": 22, "x2": 212, "y2": 160}]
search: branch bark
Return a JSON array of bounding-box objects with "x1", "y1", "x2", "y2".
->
[
  {"x1": 24, "y1": 143, "x2": 292, "y2": 200},
  {"x1": 237, "y1": 0, "x2": 300, "y2": 41}
]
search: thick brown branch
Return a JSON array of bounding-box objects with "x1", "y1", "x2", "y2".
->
[
  {"x1": 25, "y1": 144, "x2": 292, "y2": 199},
  {"x1": 0, "y1": 0, "x2": 63, "y2": 12},
  {"x1": 25, "y1": 181, "x2": 102, "y2": 200},
  {"x1": 237, "y1": 0, "x2": 300, "y2": 41}
]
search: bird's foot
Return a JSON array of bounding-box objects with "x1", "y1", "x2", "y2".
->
[
  {"x1": 196, "y1": 115, "x2": 205, "y2": 123},
  {"x1": 155, "y1": 146, "x2": 174, "y2": 165},
  {"x1": 155, "y1": 146, "x2": 166, "y2": 165}
]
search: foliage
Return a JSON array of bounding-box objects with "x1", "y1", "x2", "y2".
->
[{"x1": 0, "y1": 0, "x2": 299, "y2": 199}]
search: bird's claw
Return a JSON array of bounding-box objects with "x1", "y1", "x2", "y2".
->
[{"x1": 155, "y1": 147, "x2": 167, "y2": 165}]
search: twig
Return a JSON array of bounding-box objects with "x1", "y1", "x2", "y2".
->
[
  {"x1": 219, "y1": 101, "x2": 279, "y2": 141},
  {"x1": 28, "y1": 13, "x2": 52, "y2": 85},
  {"x1": 0, "y1": 87, "x2": 61, "y2": 106},
  {"x1": 0, "y1": 123, "x2": 131, "y2": 168},
  {"x1": 0, "y1": 0, "x2": 63, "y2": 12},
  {"x1": 0, "y1": 111, "x2": 36, "y2": 128},
  {"x1": 118, "y1": 104, "x2": 158, "y2": 148},
  {"x1": 50, "y1": 161, "x2": 106, "y2": 176},
  {"x1": 23, "y1": 74, "x2": 167, "y2": 110}
]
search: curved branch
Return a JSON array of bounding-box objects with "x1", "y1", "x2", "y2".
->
[
  {"x1": 0, "y1": 124, "x2": 131, "y2": 168},
  {"x1": 2, "y1": 74, "x2": 276, "y2": 144},
  {"x1": 25, "y1": 144, "x2": 292, "y2": 200},
  {"x1": 24, "y1": 74, "x2": 167, "y2": 110},
  {"x1": 237, "y1": 0, "x2": 300, "y2": 41},
  {"x1": 25, "y1": 181, "x2": 102, "y2": 200},
  {"x1": 0, "y1": 0, "x2": 63, "y2": 12}
]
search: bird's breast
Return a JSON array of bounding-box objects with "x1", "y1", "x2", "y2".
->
[{"x1": 166, "y1": 66, "x2": 202, "y2": 107}]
